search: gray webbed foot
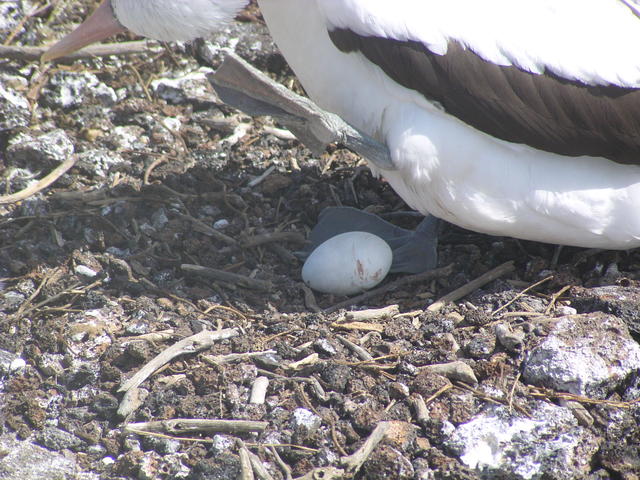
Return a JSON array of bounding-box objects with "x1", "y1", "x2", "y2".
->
[{"x1": 297, "y1": 206, "x2": 439, "y2": 274}]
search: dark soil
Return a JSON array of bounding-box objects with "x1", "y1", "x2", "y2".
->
[{"x1": 1, "y1": 2, "x2": 640, "y2": 479}]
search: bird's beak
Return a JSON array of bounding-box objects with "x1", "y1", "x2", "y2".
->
[{"x1": 41, "y1": 0, "x2": 127, "y2": 62}]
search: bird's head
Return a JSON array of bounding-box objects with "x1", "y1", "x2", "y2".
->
[{"x1": 42, "y1": 0, "x2": 247, "y2": 62}]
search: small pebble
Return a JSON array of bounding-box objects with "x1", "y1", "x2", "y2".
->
[
  {"x1": 291, "y1": 408, "x2": 322, "y2": 434},
  {"x1": 213, "y1": 219, "x2": 229, "y2": 229},
  {"x1": 313, "y1": 338, "x2": 338, "y2": 356},
  {"x1": 556, "y1": 305, "x2": 577, "y2": 316},
  {"x1": 9, "y1": 357, "x2": 26, "y2": 373},
  {"x1": 75, "y1": 265, "x2": 98, "y2": 278}
]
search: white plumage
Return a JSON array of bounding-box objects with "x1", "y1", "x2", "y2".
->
[
  {"x1": 317, "y1": 0, "x2": 640, "y2": 86},
  {"x1": 261, "y1": 0, "x2": 640, "y2": 248},
  {"x1": 113, "y1": 0, "x2": 246, "y2": 42},
  {"x1": 45, "y1": 0, "x2": 640, "y2": 250}
]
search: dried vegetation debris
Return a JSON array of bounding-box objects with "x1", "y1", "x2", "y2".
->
[{"x1": 1, "y1": 1, "x2": 640, "y2": 479}]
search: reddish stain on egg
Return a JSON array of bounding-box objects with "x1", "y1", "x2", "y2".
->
[{"x1": 302, "y1": 231, "x2": 392, "y2": 296}]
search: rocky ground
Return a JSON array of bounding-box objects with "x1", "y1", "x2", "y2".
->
[{"x1": 1, "y1": 1, "x2": 640, "y2": 479}]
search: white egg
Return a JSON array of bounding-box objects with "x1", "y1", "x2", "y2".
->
[{"x1": 302, "y1": 231, "x2": 392, "y2": 295}]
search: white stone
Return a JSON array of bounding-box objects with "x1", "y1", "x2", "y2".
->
[
  {"x1": 523, "y1": 313, "x2": 640, "y2": 398},
  {"x1": 210, "y1": 434, "x2": 234, "y2": 455},
  {"x1": 9, "y1": 358, "x2": 26, "y2": 373},
  {"x1": 151, "y1": 67, "x2": 215, "y2": 104},
  {"x1": 447, "y1": 402, "x2": 598, "y2": 479},
  {"x1": 213, "y1": 219, "x2": 229, "y2": 229},
  {"x1": 291, "y1": 408, "x2": 322, "y2": 433},
  {"x1": 75, "y1": 265, "x2": 98, "y2": 278},
  {"x1": 162, "y1": 117, "x2": 182, "y2": 131}
]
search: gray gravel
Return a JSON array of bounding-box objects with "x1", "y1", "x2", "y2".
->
[{"x1": 1, "y1": 2, "x2": 640, "y2": 479}]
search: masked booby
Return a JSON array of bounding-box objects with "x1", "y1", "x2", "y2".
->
[{"x1": 43, "y1": 0, "x2": 640, "y2": 263}]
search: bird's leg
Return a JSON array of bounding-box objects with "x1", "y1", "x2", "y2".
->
[{"x1": 296, "y1": 207, "x2": 439, "y2": 274}]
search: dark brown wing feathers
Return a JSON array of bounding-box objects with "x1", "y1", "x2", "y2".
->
[{"x1": 329, "y1": 28, "x2": 640, "y2": 164}]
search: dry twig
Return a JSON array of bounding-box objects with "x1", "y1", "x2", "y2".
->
[
  {"x1": 0, "y1": 155, "x2": 77, "y2": 205},
  {"x1": 544, "y1": 285, "x2": 572, "y2": 315},
  {"x1": 420, "y1": 361, "x2": 478, "y2": 384},
  {"x1": 528, "y1": 386, "x2": 640, "y2": 409},
  {"x1": 242, "y1": 231, "x2": 305, "y2": 248},
  {"x1": 336, "y1": 335, "x2": 373, "y2": 361},
  {"x1": 202, "y1": 350, "x2": 277, "y2": 366},
  {"x1": 174, "y1": 212, "x2": 238, "y2": 246},
  {"x1": 455, "y1": 382, "x2": 531, "y2": 417},
  {"x1": 330, "y1": 321, "x2": 384, "y2": 333},
  {"x1": 0, "y1": 40, "x2": 155, "y2": 62},
  {"x1": 340, "y1": 421, "x2": 391, "y2": 474},
  {"x1": 124, "y1": 418, "x2": 268, "y2": 436},
  {"x1": 428, "y1": 261, "x2": 515, "y2": 312},
  {"x1": 181, "y1": 264, "x2": 272, "y2": 291},
  {"x1": 492, "y1": 275, "x2": 553, "y2": 316},
  {"x1": 340, "y1": 304, "x2": 399, "y2": 321},
  {"x1": 325, "y1": 264, "x2": 454, "y2": 313},
  {"x1": 241, "y1": 442, "x2": 275, "y2": 480},
  {"x1": 268, "y1": 447, "x2": 293, "y2": 480},
  {"x1": 118, "y1": 329, "x2": 239, "y2": 418},
  {"x1": 119, "y1": 329, "x2": 239, "y2": 393},
  {"x1": 239, "y1": 442, "x2": 256, "y2": 480},
  {"x1": 423, "y1": 384, "x2": 453, "y2": 405},
  {"x1": 285, "y1": 353, "x2": 319, "y2": 372},
  {"x1": 119, "y1": 329, "x2": 176, "y2": 345}
]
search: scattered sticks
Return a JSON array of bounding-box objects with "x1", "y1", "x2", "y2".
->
[
  {"x1": 118, "y1": 329, "x2": 239, "y2": 418},
  {"x1": 119, "y1": 329, "x2": 239, "y2": 393},
  {"x1": 340, "y1": 421, "x2": 392, "y2": 474},
  {"x1": 242, "y1": 441, "x2": 276, "y2": 480},
  {"x1": 257, "y1": 369, "x2": 328, "y2": 402},
  {"x1": 174, "y1": 212, "x2": 238, "y2": 246},
  {"x1": 325, "y1": 264, "x2": 455, "y2": 313},
  {"x1": 239, "y1": 443, "x2": 255, "y2": 480},
  {"x1": 427, "y1": 261, "x2": 515, "y2": 312},
  {"x1": 492, "y1": 275, "x2": 553, "y2": 316},
  {"x1": 268, "y1": 447, "x2": 293, "y2": 480},
  {"x1": 455, "y1": 382, "x2": 531, "y2": 417}
]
